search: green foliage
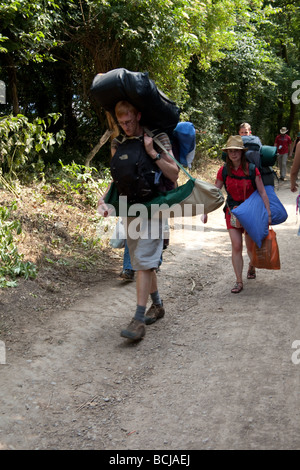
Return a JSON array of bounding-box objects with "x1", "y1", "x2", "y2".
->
[
  {"x1": 186, "y1": 20, "x2": 300, "y2": 147},
  {"x1": 0, "y1": 202, "x2": 36, "y2": 288},
  {"x1": 71, "y1": 0, "x2": 243, "y2": 103},
  {"x1": 53, "y1": 160, "x2": 111, "y2": 207},
  {"x1": 0, "y1": 113, "x2": 66, "y2": 181},
  {"x1": 0, "y1": 0, "x2": 62, "y2": 63}
]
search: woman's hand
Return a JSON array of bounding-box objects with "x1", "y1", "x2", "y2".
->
[{"x1": 291, "y1": 182, "x2": 298, "y2": 193}]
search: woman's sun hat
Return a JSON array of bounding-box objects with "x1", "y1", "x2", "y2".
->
[{"x1": 222, "y1": 135, "x2": 247, "y2": 151}]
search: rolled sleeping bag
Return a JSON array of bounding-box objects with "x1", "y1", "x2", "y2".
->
[
  {"x1": 90, "y1": 68, "x2": 180, "y2": 132},
  {"x1": 232, "y1": 185, "x2": 288, "y2": 247}
]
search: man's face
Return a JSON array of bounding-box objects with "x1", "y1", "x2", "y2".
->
[
  {"x1": 239, "y1": 127, "x2": 251, "y2": 136},
  {"x1": 117, "y1": 111, "x2": 141, "y2": 137}
]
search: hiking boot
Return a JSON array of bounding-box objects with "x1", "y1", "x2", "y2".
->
[
  {"x1": 145, "y1": 302, "x2": 165, "y2": 325},
  {"x1": 120, "y1": 319, "x2": 145, "y2": 341},
  {"x1": 119, "y1": 269, "x2": 135, "y2": 281}
]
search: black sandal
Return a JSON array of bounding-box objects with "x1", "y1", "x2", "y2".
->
[
  {"x1": 231, "y1": 282, "x2": 243, "y2": 294},
  {"x1": 247, "y1": 265, "x2": 256, "y2": 279}
]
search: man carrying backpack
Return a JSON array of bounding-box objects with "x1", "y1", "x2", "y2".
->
[
  {"x1": 274, "y1": 127, "x2": 292, "y2": 181},
  {"x1": 98, "y1": 101, "x2": 179, "y2": 341}
]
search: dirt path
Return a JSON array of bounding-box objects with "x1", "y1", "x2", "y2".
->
[{"x1": 1, "y1": 180, "x2": 300, "y2": 450}]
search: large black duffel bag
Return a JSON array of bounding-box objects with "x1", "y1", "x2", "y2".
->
[{"x1": 90, "y1": 68, "x2": 180, "y2": 133}]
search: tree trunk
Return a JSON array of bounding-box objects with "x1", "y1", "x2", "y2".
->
[
  {"x1": 4, "y1": 55, "x2": 20, "y2": 115},
  {"x1": 85, "y1": 129, "x2": 112, "y2": 167}
]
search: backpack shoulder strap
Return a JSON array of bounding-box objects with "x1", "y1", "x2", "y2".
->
[
  {"x1": 222, "y1": 165, "x2": 227, "y2": 179},
  {"x1": 249, "y1": 162, "x2": 256, "y2": 176},
  {"x1": 222, "y1": 165, "x2": 227, "y2": 188},
  {"x1": 248, "y1": 162, "x2": 256, "y2": 188},
  {"x1": 222, "y1": 163, "x2": 256, "y2": 189}
]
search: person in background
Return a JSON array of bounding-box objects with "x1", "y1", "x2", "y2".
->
[
  {"x1": 274, "y1": 127, "x2": 292, "y2": 181},
  {"x1": 239, "y1": 122, "x2": 252, "y2": 136},
  {"x1": 290, "y1": 132, "x2": 300, "y2": 158},
  {"x1": 214, "y1": 135, "x2": 271, "y2": 294},
  {"x1": 120, "y1": 241, "x2": 135, "y2": 281},
  {"x1": 290, "y1": 140, "x2": 300, "y2": 236},
  {"x1": 239, "y1": 122, "x2": 262, "y2": 145},
  {"x1": 290, "y1": 140, "x2": 300, "y2": 193}
]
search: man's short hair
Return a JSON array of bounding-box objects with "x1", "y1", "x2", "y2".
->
[
  {"x1": 239, "y1": 122, "x2": 251, "y2": 131},
  {"x1": 115, "y1": 101, "x2": 138, "y2": 117}
]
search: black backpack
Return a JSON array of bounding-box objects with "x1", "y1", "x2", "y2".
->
[
  {"x1": 90, "y1": 68, "x2": 180, "y2": 134},
  {"x1": 110, "y1": 136, "x2": 160, "y2": 204}
]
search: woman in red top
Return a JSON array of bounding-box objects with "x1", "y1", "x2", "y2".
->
[{"x1": 215, "y1": 135, "x2": 271, "y2": 294}]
